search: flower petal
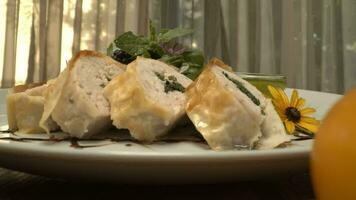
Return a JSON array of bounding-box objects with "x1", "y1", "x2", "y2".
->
[
  {"x1": 300, "y1": 116, "x2": 319, "y2": 124},
  {"x1": 274, "y1": 106, "x2": 285, "y2": 114},
  {"x1": 300, "y1": 107, "x2": 316, "y2": 115},
  {"x1": 290, "y1": 90, "x2": 299, "y2": 107},
  {"x1": 268, "y1": 85, "x2": 283, "y2": 102},
  {"x1": 277, "y1": 87, "x2": 290, "y2": 107},
  {"x1": 284, "y1": 120, "x2": 295, "y2": 134},
  {"x1": 272, "y1": 105, "x2": 287, "y2": 120},
  {"x1": 296, "y1": 98, "x2": 305, "y2": 109},
  {"x1": 279, "y1": 115, "x2": 287, "y2": 121},
  {"x1": 272, "y1": 100, "x2": 287, "y2": 111},
  {"x1": 297, "y1": 121, "x2": 319, "y2": 133}
]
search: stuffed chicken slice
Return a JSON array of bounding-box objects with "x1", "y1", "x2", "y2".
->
[
  {"x1": 104, "y1": 57, "x2": 192, "y2": 142},
  {"x1": 39, "y1": 50, "x2": 125, "y2": 138},
  {"x1": 185, "y1": 58, "x2": 288, "y2": 150},
  {"x1": 6, "y1": 82, "x2": 58, "y2": 133}
]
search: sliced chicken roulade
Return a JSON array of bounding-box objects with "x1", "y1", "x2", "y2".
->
[
  {"x1": 185, "y1": 58, "x2": 289, "y2": 150},
  {"x1": 6, "y1": 82, "x2": 58, "y2": 133},
  {"x1": 104, "y1": 57, "x2": 192, "y2": 142},
  {"x1": 39, "y1": 50, "x2": 125, "y2": 138}
]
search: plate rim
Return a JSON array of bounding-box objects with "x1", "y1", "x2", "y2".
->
[{"x1": 0, "y1": 139, "x2": 311, "y2": 162}]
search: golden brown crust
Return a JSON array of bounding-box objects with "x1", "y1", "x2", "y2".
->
[
  {"x1": 7, "y1": 82, "x2": 59, "y2": 133},
  {"x1": 39, "y1": 50, "x2": 125, "y2": 134},
  {"x1": 185, "y1": 58, "x2": 232, "y2": 98},
  {"x1": 7, "y1": 94, "x2": 47, "y2": 133},
  {"x1": 186, "y1": 58, "x2": 288, "y2": 150},
  {"x1": 12, "y1": 82, "x2": 46, "y2": 93},
  {"x1": 186, "y1": 59, "x2": 233, "y2": 112},
  {"x1": 186, "y1": 63, "x2": 229, "y2": 112},
  {"x1": 185, "y1": 64, "x2": 239, "y2": 150},
  {"x1": 104, "y1": 58, "x2": 173, "y2": 142},
  {"x1": 186, "y1": 59, "x2": 266, "y2": 150},
  {"x1": 11, "y1": 50, "x2": 123, "y2": 94},
  {"x1": 208, "y1": 57, "x2": 234, "y2": 72},
  {"x1": 68, "y1": 50, "x2": 126, "y2": 71},
  {"x1": 186, "y1": 63, "x2": 235, "y2": 118}
]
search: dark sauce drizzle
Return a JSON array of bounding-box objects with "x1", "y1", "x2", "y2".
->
[{"x1": 0, "y1": 131, "x2": 206, "y2": 149}]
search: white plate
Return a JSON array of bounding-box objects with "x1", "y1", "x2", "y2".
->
[{"x1": 0, "y1": 88, "x2": 341, "y2": 184}]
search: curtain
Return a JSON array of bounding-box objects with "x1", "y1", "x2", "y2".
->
[{"x1": 0, "y1": 0, "x2": 355, "y2": 94}]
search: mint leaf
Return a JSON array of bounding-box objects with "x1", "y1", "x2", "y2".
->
[
  {"x1": 107, "y1": 42, "x2": 115, "y2": 56},
  {"x1": 158, "y1": 28, "x2": 193, "y2": 43},
  {"x1": 182, "y1": 50, "x2": 204, "y2": 66},
  {"x1": 161, "y1": 41, "x2": 186, "y2": 55},
  {"x1": 159, "y1": 50, "x2": 204, "y2": 80},
  {"x1": 157, "y1": 28, "x2": 169, "y2": 40},
  {"x1": 180, "y1": 50, "x2": 204, "y2": 80},
  {"x1": 113, "y1": 31, "x2": 150, "y2": 57},
  {"x1": 149, "y1": 20, "x2": 157, "y2": 42},
  {"x1": 107, "y1": 21, "x2": 205, "y2": 80},
  {"x1": 181, "y1": 63, "x2": 203, "y2": 80},
  {"x1": 159, "y1": 54, "x2": 184, "y2": 67},
  {"x1": 147, "y1": 42, "x2": 164, "y2": 59}
]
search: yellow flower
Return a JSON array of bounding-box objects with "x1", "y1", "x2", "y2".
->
[{"x1": 267, "y1": 85, "x2": 319, "y2": 134}]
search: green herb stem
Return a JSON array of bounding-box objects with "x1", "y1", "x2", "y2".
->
[{"x1": 223, "y1": 72, "x2": 260, "y2": 106}]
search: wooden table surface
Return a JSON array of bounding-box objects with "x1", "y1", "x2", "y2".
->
[{"x1": 0, "y1": 167, "x2": 314, "y2": 200}]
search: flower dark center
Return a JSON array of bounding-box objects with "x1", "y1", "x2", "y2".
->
[{"x1": 285, "y1": 107, "x2": 301, "y2": 122}]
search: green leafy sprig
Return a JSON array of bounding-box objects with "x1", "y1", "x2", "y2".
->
[{"x1": 107, "y1": 20, "x2": 204, "y2": 80}]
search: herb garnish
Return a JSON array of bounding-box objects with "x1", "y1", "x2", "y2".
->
[
  {"x1": 107, "y1": 20, "x2": 204, "y2": 80},
  {"x1": 222, "y1": 72, "x2": 260, "y2": 106},
  {"x1": 155, "y1": 72, "x2": 185, "y2": 93}
]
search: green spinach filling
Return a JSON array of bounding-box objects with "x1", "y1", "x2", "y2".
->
[
  {"x1": 222, "y1": 72, "x2": 260, "y2": 106},
  {"x1": 155, "y1": 72, "x2": 165, "y2": 81},
  {"x1": 155, "y1": 72, "x2": 185, "y2": 93}
]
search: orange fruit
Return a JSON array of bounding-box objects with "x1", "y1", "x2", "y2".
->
[{"x1": 311, "y1": 89, "x2": 356, "y2": 200}]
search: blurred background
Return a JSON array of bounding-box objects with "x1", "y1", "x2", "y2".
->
[{"x1": 0, "y1": 0, "x2": 355, "y2": 94}]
